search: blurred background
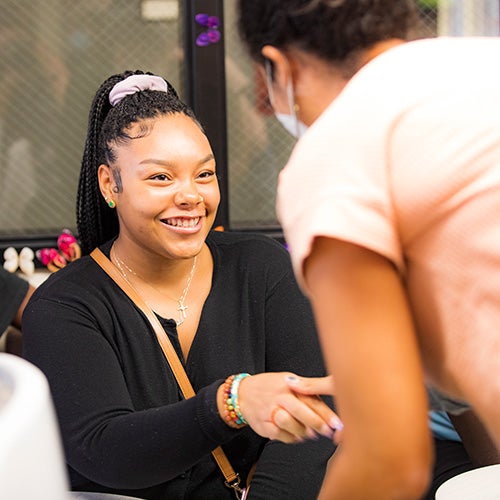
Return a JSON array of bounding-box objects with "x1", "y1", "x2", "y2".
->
[{"x1": 0, "y1": 0, "x2": 498, "y2": 252}]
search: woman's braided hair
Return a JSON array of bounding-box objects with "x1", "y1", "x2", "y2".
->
[
  {"x1": 238, "y1": 0, "x2": 418, "y2": 76},
  {"x1": 76, "y1": 70, "x2": 201, "y2": 255}
]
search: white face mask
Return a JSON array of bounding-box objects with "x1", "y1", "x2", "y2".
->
[
  {"x1": 275, "y1": 112, "x2": 308, "y2": 138},
  {"x1": 265, "y1": 60, "x2": 307, "y2": 139}
]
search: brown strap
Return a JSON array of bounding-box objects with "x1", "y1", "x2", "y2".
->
[{"x1": 90, "y1": 248, "x2": 240, "y2": 488}]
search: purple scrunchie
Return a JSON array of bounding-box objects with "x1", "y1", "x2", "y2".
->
[{"x1": 109, "y1": 74, "x2": 169, "y2": 106}]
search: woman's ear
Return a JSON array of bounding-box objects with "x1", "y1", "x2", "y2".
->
[
  {"x1": 261, "y1": 45, "x2": 291, "y2": 90},
  {"x1": 261, "y1": 45, "x2": 298, "y2": 113},
  {"x1": 97, "y1": 163, "x2": 115, "y2": 200}
]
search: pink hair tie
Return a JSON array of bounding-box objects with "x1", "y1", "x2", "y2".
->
[{"x1": 109, "y1": 74, "x2": 168, "y2": 106}]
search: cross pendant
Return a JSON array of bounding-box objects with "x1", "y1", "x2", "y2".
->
[{"x1": 178, "y1": 301, "x2": 188, "y2": 319}]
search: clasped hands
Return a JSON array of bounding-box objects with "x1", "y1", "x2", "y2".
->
[{"x1": 237, "y1": 373, "x2": 342, "y2": 444}]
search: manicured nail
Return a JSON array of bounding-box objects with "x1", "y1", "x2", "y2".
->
[
  {"x1": 320, "y1": 424, "x2": 334, "y2": 439},
  {"x1": 285, "y1": 375, "x2": 300, "y2": 385},
  {"x1": 306, "y1": 428, "x2": 319, "y2": 440},
  {"x1": 330, "y1": 416, "x2": 344, "y2": 431}
]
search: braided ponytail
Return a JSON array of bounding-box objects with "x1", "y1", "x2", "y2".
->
[{"x1": 77, "y1": 72, "x2": 130, "y2": 254}]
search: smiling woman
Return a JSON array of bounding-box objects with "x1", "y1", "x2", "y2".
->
[
  {"x1": 99, "y1": 113, "x2": 219, "y2": 283},
  {"x1": 21, "y1": 70, "x2": 339, "y2": 500}
]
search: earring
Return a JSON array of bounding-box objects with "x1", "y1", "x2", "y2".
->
[
  {"x1": 199, "y1": 195, "x2": 204, "y2": 203},
  {"x1": 105, "y1": 197, "x2": 116, "y2": 208}
]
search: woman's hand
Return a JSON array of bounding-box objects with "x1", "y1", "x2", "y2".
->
[
  {"x1": 285, "y1": 373, "x2": 335, "y2": 395},
  {"x1": 232, "y1": 372, "x2": 342, "y2": 444},
  {"x1": 286, "y1": 374, "x2": 344, "y2": 443}
]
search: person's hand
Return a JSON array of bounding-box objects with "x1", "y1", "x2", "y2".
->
[
  {"x1": 285, "y1": 374, "x2": 344, "y2": 443},
  {"x1": 286, "y1": 374, "x2": 335, "y2": 394},
  {"x1": 236, "y1": 372, "x2": 342, "y2": 444}
]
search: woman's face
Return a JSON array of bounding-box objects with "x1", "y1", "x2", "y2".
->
[{"x1": 102, "y1": 113, "x2": 220, "y2": 261}]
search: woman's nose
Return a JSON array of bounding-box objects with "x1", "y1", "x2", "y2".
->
[{"x1": 175, "y1": 188, "x2": 204, "y2": 206}]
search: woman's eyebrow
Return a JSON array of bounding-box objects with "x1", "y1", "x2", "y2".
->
[
  {"x1": 198, "y1": 153, "x2": 216, "y2": 165},
  {"x1": 138, "y1": 154, "x2": 215, "y2": 167}
]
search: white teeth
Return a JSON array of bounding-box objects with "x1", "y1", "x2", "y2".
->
[{"x1": 165, "y1": 217, "x2": 199, "y2": 227}]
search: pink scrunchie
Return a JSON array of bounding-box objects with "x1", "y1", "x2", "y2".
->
[{"x1": 109, "y1": 74, "x2": 169, "y2": 106}]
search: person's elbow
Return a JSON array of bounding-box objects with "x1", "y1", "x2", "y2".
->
[
  {"x1": 389, "y1": 455, "x2": 432, "y2": 499},
  {"x1": 377, "y1": 439, "x2": 434, "y2": 498},
  {"x1": 324, "y1": 441, "x2": 433, "y2": 500},
  {"x1": 354, "y1": 431, "x2": 434, "y2": 498}
]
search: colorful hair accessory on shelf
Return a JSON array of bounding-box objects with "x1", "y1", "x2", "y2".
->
[
  {"x1": 36, "y1": 248, "x2": 68, "y2": 273},
  {"x1": 195, "y1": 13, "x2": 221, "y2": 47},
  {"x1": 36, "y1": 228, "x2": 82, "y2": 273},
  {"x1": 57, "y1": 228, "x2": 82, "y2": 262},
  {"x1": 3, "y1": 247, "x2": 35, "y2": 276}
]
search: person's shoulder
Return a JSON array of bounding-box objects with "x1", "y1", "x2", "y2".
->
[
  {"x1": 207, "y1": 231, "x2": 296, "y2": 287},
  {"x1": 0, "y1": 266, "x2": 29, "y2": 291},
  {"x1": 207, "y1": 230, "x2": 288, "y2": 260},
  {"x1": 30, "y1": 253, "x2": 105, "y2": 302}
]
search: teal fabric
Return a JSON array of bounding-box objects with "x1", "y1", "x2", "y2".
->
[{"x1": 430, "y1": 411, "x2": 461, "y2": 442}]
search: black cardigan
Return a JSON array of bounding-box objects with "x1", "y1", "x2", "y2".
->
[{"x1": 23, "y1": 231, "x2": 335, "y2": 499}]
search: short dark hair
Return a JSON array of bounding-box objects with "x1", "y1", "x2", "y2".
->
[
  {"x1": 76, "y1": 70, "x2": 202, "y2": 254},
  {"x1": 238, "y1": 0, "x2": 418, "y2": 71}
]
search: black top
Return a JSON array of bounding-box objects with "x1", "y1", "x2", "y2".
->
[
  {"x1": 23, "y1": 231, "x2": 335, "y2": 499},
  {"x1": 0, "y1": 266, "x2": 28, "y2": 333}
]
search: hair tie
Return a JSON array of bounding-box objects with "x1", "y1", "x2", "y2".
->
[{"x1": 109, "y1": 74, "x2": 169, "y2": 106}]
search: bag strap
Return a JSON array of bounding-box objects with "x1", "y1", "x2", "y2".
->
[{"x1": 90, "y1": 248, "x2": 244, "y2": 496}]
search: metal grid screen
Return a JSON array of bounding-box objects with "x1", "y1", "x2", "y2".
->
[
  {"x1": 223, "y1": 0, "x2": 500, "y2": 228},
  {"x1": 1, "y1": 1, "x2": 499, "y2": 237},
  {"x1": 0, "y1": 0, "x2": 183, "y2": 237}
]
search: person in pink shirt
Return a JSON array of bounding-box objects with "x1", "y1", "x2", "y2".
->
[{"x1": 237, "y1": 0, "x2": 500, "y2": 498}]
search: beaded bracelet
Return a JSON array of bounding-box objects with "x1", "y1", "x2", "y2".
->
[{"x1": 222, "y1": 373, "x2": 251, "y2": 429}]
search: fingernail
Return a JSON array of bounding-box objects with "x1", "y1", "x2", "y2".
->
[
  {"x1": 320, "y1": 424, "x2": 334, "y2": 439},
  {"x1": 285, "y1": 375, "x2": 300, "y2": 385},
  {"x1": 306, "y1": 428, "x2": 319, "y2": 440},
  {"x1": 330, "y1": 416, "x2": 344, "y2": 431}
]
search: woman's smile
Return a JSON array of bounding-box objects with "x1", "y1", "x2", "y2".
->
[{"x1": 161, "y1": 215, "x2": 203, "y2": 233}]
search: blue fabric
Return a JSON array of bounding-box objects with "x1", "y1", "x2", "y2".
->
[{"x1": 429, "y1": 411, "x2": 461, "y2": 442}]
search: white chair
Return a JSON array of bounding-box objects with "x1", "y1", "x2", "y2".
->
[
  {"x1": 435, "y1": 463, "x2": 500, "y2": 499},
  {"x1": 0, "y1": 353, "x2": 70, "y2": 499}
]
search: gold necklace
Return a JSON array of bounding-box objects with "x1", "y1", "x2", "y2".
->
[{"x1": 111, "y1": 247, "x2": 197, "y2": 326}]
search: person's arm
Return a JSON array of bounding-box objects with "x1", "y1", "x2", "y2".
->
[
  {"x1": 0, "y1": 267, "x2": 34, "y2": 333},
  {"x1": 22, "y1": 294, "x2": 240, "y2": 489},
  {"x1": 304, "y1": 236, "x2": 433, "y2": 500},
  {"x1": 11, "y1": 283, "x2": 35, "y2": 329},
  {"x1": 449, "y1": 410, "x2": 500, "y2": 466},
  {"x1": 3, "y1": 277, "x2": 34, "y2": 355}
]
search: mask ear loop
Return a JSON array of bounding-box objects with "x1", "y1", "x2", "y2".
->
[
  {"x1": 265, "y1": 59, "x2": 276, "y2": 108},
  {"x1": 286, "y1": 82, "x2": 301, "y2": 138},
  {"x1": 266, "y1": 57, "x2": 304, "y2": 138},
  {"x1": 281, "y1": 58, "x2": 302, "y2": 138}
]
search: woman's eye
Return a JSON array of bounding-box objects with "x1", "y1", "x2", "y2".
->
[
  {"x1": 151, "y1": 173, "x2": 170, "y2": 181},
  {"x1": 198, "y1": 170, "x2": 215, "y2": 179}
]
